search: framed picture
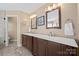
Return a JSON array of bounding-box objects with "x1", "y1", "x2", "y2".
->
[
  {"x1": 31, "y1": 16, "x2": 37, "y2": 29},
  {"x1": 46, "y1": 7, "x2": 61, "y2": 29},
  {"x1": 37, "y1": 16, "x2": 45, "y2": 26}
]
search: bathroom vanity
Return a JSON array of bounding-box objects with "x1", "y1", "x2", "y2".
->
[{"x1": 22, "y1": 33, "x2": 79, "y2": 56}]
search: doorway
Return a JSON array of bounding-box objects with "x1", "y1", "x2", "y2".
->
[
  {"x1": 7, "y1": 17, "x2": 17, "y2": 44},
  {"x1": 5, "y1": 15, "x2": 20, "y2": 47}
]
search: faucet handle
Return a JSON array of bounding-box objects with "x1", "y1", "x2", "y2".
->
[
  {"x1": 49, "y1": 32, "x2": 52, "y2": 36},
  {"x1": 49, "y1": 32, "x2": 55, "y2": 37}
]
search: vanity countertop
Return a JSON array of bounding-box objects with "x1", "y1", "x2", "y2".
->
[{"x1": 22, "y1": 32, "x2": 78, "y2": 48}]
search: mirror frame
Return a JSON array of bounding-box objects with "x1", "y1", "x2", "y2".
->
[
  {"x1": 46, "y1": 7, "x2": 61, "y2": 29},
  {"x1": 31, "y1": 16, "x2": 37, "y2": 29}
]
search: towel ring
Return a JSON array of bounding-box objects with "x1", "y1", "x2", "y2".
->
[{"x1": 65, "y1": 19, "x2": 72, "y2": 23}]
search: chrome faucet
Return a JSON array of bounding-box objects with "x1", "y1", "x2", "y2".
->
[
  {"x1": 49, "y1": 32, "x2": 55, "y2": 37},
  {"x1": 49, "y1": 32, "x2": 52, "y2": 36}
]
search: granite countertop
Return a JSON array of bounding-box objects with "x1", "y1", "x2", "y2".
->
[
  {"x1": 22, "y1": 32, "x2": 78, "y2": 48},
  {"x1": 75, "y1": 40, "x2": 79, "y2": 48}
]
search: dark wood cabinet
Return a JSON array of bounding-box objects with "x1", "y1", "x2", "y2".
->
[
  {"x1": 46, "y1": 41, "x2": 77, "y2": 56},
  {"x1": 32, "y1": 37, "x2": 38, "y2": 56},
  {"x1": 26, "y1": 35, "x2": 32, "y2": 51},
  {"x1": 22, "y1": 34, "x2": 27, "y2": 47},
  {"x1": 32, "y1": 37, "x2": 47, "y2": 56},
  {"x1": 22, "y1": 34, "x2": 78, "y2": 56},
  {"x1": 60, "y1": 44, "x2": 77, "y2": 56},
  {"x1": 46, "y1": 41, "x2": 61, "y2": 56},
  {"x1": 22, "y1": 34, "x2": 32, "y2": 51},
  {"x1": 37, "y1": 38, "x2": 47, "y2": 56},
  {"x1": 77, "y1": 48, "x2": 79, "y2": 56}
]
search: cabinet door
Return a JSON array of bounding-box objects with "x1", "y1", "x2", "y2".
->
[
  {"x1": 26, "y1": 35, "x2": 32, "y2": 52},
  {"x1": 77, "y1": 48, "x2": 79, "y2": 56},
  {"x1": 61, "y1": 44, "x2": 77, "y2": 56},
  {"x1": 46, "y1": 41, "x2": 60, "y2": 56},
  {"x1": 38, "y1": 38, "x2": 47, "y2": 56},
  {"x1": 22, "y1": 35, "x2": 27, "y2": 47},
  {"x1": 32, "y1": 37, "x2": 38, "y2": 56}
]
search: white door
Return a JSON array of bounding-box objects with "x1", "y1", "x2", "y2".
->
[{"x1": 0, "y1": 17, "x2": 5, "y2": 45}]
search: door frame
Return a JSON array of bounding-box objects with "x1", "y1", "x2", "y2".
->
[{"x1": 5, "y1": 15, "x2": 21, "y2": 47}]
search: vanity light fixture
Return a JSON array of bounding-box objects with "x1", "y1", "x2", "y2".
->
[
  {"x1": 53, "y1": 3, "x2": 58, "y2": 9},
  {"x1": 30, "y1": 14, "x2": 37, "y2": 19},
  {"x1": 57, "y1": 3, "x2": 62, "y2": 7},
  {"x1": 45, "y1": 3, "x2": 61, "y2": 11},
  {"x1": 47, "y1": 5, "x2": 53, "y2": 11},
  {"x1": 45, "y1": 4, "x2": 53, "y2": 11}
]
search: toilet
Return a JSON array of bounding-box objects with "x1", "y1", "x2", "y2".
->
[
  {"x1": 8, "y1": 34, "x2": 11, "y2": 42},
  {"x1": 8, "y1": 36, "x2": 10, "y2": 40}
]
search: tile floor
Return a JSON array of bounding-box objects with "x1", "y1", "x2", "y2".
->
[{"x1": 0, "y1": 42, "x2": 33, "y2": 56}]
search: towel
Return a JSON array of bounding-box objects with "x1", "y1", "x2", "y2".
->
[
  {"x1": 64, "y1": 22, "x2": 74, "y2": 35},
  {"x1": 29, "y1": 27, "x2": 31, "y2": 32}
]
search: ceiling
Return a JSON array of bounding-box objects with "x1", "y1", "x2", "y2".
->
[{"x1": 0, "y1": 3, "x2": 45, "y2": 14}]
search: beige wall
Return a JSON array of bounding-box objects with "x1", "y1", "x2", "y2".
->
[
  {"x1": 30, "y1": 3, "x2": 78, "y2": 39},
  {"x1": 0, "y1": 11, "x2": 30, "y2": 34},
  {"x1": 76, "y1": 4, "x2": 79, "y2": 40}
]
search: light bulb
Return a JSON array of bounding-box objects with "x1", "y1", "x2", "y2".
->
[
  {"x1": 53, "y1": 4, "x2": 57, "y2": 9},
  {"x1": 57, "y1": 3, "x2": 62, "y2": 7},
  {"x1": 30, "y1": 14, "x2": 37, "y2": 19},
  {"x1": 47, "y1": 5, "x2": 53, "y2": 11}
]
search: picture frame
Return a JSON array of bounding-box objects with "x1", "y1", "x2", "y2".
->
[
  {"x1": 37, "y1": 16, "x2": 45, "y2": 26},
  {"x1": 46, "y1": 7, "x2": 61, "y2": 29},
  {"x1": 31, "y1": 16, "x2": 37, "y2": 29}
]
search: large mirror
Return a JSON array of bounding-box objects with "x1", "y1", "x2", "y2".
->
[
  {"x1": 46, "y1": 7, "x2": 61, "y2": 29},
  {"x1": 31, "y1": 17, "x2": 37, "y2": 29}
]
